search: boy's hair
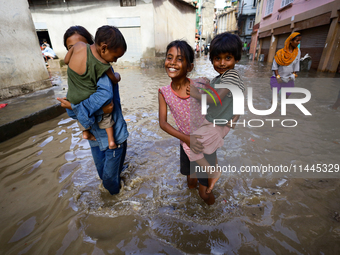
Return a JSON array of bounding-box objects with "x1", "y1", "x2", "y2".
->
[
  {"x1": 63, "y1": 25, "x2": 94, "y2": 50},
  {"x1": 95, "y1": 25, "x2": 127, "y2": 52},
  {"x1": 166, "y1": 40, "x2": 194, "y2": 69},
  {"x1": 209, "y1": 32, "x2": 242, "y2": 62}
]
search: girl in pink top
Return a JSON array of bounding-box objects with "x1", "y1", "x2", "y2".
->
[{"x1": 158, "y1": 40, "x2": 216, "y2": 205}]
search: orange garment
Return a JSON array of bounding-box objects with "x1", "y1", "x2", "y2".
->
[{"x1": 274, "y1": 32, "x2": 300, "y2": 66}]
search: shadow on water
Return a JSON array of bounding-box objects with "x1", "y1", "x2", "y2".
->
[{"x1": 0, "y1": 57, "x2": 340, "y2": 254}]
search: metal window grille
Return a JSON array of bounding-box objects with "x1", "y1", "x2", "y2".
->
[
  {"x1": 249, "y1": 18, "x2": 255, "y2": 29},
  {"x1": 265, "y1": 0, "x2": 274, "y2": 16},
  {"x1": 281, "y1": 0, "x2": 293, "y2": 8},
  {"x1": 120, "y1": 0, "x2": 136, "y2": 6}
]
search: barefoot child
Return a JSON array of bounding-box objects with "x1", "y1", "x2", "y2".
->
[
  {"x1": 58, "y1": 26, "x2": 128, "y2": 195},
  {"x1": 64, "y1": 25, "x2": 126, "y2": 149},
  {"x1": 187, "y1": 32, "x2": 245, "y2": 194},
  {"x1": 158, "y1": 40, "x2": 216, "y2": 205}
]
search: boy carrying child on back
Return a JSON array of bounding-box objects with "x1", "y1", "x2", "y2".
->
[{"x1": 64, "y1": 25, "x2": 126, "y2": 149}]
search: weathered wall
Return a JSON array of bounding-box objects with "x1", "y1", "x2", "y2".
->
[
  {"x1": 0, "y1": 0, "x2": 50, "y2": 99},
  {"x1": 216, "y1": 7, "x2": 238, "y2": 34},
  {"x1": 29, "y1": 0, "x2": 155, "y2": 65},
  {"x1": 153, "y1": 0, "x2": 196, "y2": 55},
  {"x1": 255, "y1": 0, "x2": 263, "y2": 25},
  {"x1": 201, "y1": 0, "x2": 215, "y2": 43},
  {"x1": 260, "y1": 0, "x2": 333, "y2": 29}
]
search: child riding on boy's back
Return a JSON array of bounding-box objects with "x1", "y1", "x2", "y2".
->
[
  {"x1": 158, "y1": 40, "x2": 217, "y2": 205},
  {"x1": 64, "y1": 25, "x2": 126, "y2": 149},
  {"x1": 187, "y1": 32, "x2": 245, "y2": 194}
]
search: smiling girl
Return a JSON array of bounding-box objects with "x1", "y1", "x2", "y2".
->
[{"x1": 158, "y1": 40, "x2": 218, "y2": 205}]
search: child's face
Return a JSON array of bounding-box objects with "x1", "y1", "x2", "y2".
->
[
  {"x1": 165, "y1": 46, "x2": 192, "y2": 80},
  {"x1": 212, "y1": 52, "x2": 237, "y2": 75},
  {"x1": 100, "y1": 45, "x2": 125, "y2": 63}
]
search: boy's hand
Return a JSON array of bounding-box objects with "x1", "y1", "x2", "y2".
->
[
  {"x1": 190, "y1": 135, "x2": 204, "y2": 154},
  {"x1": 57, "y1": 97, "x2": 72, "y2": 110},
  {"x1": 114, "y1": 72, "x2": 121, "y2": 82},
  {"x1": 227, "y1": 115, "x2": 240, "y2": 129},
  {"x1": 102, "y1": 101, "x2": 114, "y2": 114},
  {"x1": 190, "y1": 84, "x2": 200, "y2": 99},
  {"x1": 186, "y1": 84, "x2": 190, "y2": 95}
]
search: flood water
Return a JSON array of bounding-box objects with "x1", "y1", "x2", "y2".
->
[{"x1": 1, "y1": 57, "x2": 340, "y2": 254}]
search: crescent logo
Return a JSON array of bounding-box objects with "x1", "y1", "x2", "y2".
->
[{"x1": 196, "y1": 83, "x2": 222, "y2": 106}]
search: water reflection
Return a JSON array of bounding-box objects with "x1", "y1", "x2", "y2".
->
[{"x1": 0, "y1": 58, "x2": 339, "y2": 254}]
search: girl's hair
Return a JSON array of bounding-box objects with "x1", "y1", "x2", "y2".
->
[
  {"x1": 291, "y1": 34, "x2": 302, "y2": 41},
  {"x1": 95, "y1": 25, "x2": 127, "y2": 52},
  {"x1": 63, "y1": 25, "x2": 94, "y2": 50},
  {"x1": 166, "y1": 40, "x2": 195, "y2": 69},
  {"x1": 209, "y1": 32, "x2": 242, "y2": 62}
]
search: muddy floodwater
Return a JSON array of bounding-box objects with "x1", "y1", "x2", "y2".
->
[{"x1": 1, "y1": 57, "x2": 340, "y2": 254}]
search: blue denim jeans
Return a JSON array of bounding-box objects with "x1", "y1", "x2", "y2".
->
[
  {"x1": 91, "y1": 140, "x2": 127, "y2": 195},
  {"x1": 66, "y1": 74, "x2": 129, "y2": 194}
]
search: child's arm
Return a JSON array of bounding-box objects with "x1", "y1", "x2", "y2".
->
[
  {"x1": 158, "y1": 92, "x2": 203, "y2": 153},
  {"x1": 57, "y1": 97, "x2": 113, "y2": 114},
  {"x1": 227, "y1": 115, "x2": 240, "y2": 129},
  {"x1": 158, "y1": 92, "x2": 189, "y2": 145},
  {"x1": 64, "y1": 46, "x2": 74, "y2": 65},
  {"x1": 57, "y1": 75, "x2": 114, "y2": 129},
  {"x1": 106, "y1": 69, "x2": 121, "y2": 84}
]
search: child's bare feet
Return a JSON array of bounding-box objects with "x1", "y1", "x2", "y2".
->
[
  {"x1": 198, "y1": 184, "x2": 215, "y2": 205},
  {"x1": 206, "y1": 171, "x2": 221, "y2": 193},
  {"x1": 83, "y1": 130, "x2": 96, "y2": 141}
]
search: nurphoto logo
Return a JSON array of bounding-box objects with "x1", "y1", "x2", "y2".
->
[{"x1": 200, "y1": 85, "x2": 312, "y2": 128}]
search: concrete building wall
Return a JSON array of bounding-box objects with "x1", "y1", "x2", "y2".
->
[
  {"x1": 238, "y1": 0, "x2": 257, "y2": 42},
  {"x1": 0, "y1": 0, "x2": 50, "y2": 99},
  {"x1": 261, "y1": 0, "x2": 333, "y2": 28},
  {"x1": 255, "y1": 0, "x2": 264, "y2": 24},
  {"x1": 201, "y1": 0, "x2": 215, "y2": 43},
  {"x1": 240, "y1": 0, "x2": 257, "y2": 15},
  {"x1": 29, "y1": 0, "x2": 155, "y2": 65},
  {"x1": 153, "y1": 0, "x2": 196, "y2": 55},
  {"x1": 244, "y1": 15, "x2": 255, "y2": 36},
  {"x1": 258, "y1": 0, "x2": 340, "y2": 71},
  {"x1": 216, "y1": 7, "x2": 238, "y2": 34}
]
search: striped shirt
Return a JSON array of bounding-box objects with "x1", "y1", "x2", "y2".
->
[{"x1": 206, "y1": 69, "x2": 245, "y2": 124}]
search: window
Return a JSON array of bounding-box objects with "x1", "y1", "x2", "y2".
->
[
  {"x1": 249, "y1": 18, "x2": 255, "y2": 29},
  {"x1": 281, "y1": 0, "x2": 293, "y2": 7},
  {"x1": 265, "y1": 0, "x2": 274, "y2": 16},
  {"x1": 120, "y1": 0, "x2": 136, "y2": 6}
]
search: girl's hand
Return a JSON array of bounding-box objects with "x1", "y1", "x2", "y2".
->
[
  {"x1": 276, "y1": 75, "x2": 283, "y2": 83},
  {"x1": 57, "y1": 97, "x2": 72, "y2": 110},
  {"x1": 227, "y1": 115, "x2": 240, "y2": 129},
  {"x1": 189, "y1": 135, "x2": 204, "y2": 154}
]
